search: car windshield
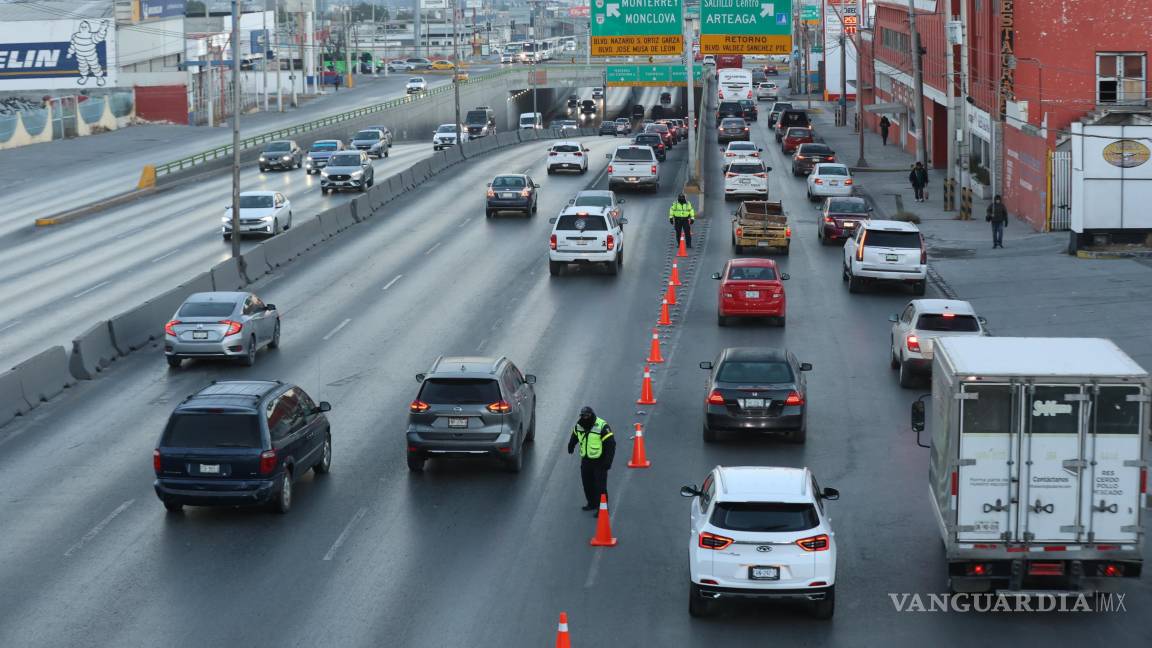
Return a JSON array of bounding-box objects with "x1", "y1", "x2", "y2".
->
[
  {"x1": 492, "y1": 176, "x2": 526, "y2": 188},
  {"x1": 328, "y1": 154, "x2": 361, "y2": 166},
  {"x1": 800, "y1": 145, "x2": 833, "y2": 156},
  {"x1": 163, "y1": 413, "x2": 261, "y2": 449},
  {"x1": 917, "y1": 313, "x2": 981, "y2": 332},
  {"x1": 616, "y1": 118, "x2": 629, "y2": 123},
  {"x1": 828, "y1": 199, "x2": 869, "y2": 213},
  {"x1": 466, "y1": 111, "x2": 487, "y2": 122},
  {"x1": 553, "y1": 144, "x2": 581, "y2": 153},
  {"x1": 177, "y1": 301, "x2": 236, "y2": 317},
  {"x1": 311, "y1": 141, "x2": 339, "y2": 151},
  {"x1": 556, "y1": 214, "x2": 608, "y2": 231},
  {"x1": 615, "y1": 148, "x2": 654, "y2": 162},
  {"x1": 864, "y1": 230, "x2": 922, "y2": 249},
  {"x1": 727, "y1": 265, "x2": 777, "y2": 280},
  {"x1": 710, "y1": 502, "x2": 820, "y2": 533},
  {"x1": 727, "y1": 163, "x2": 763, "y2": 174},
  {"x1": 408, "y1": 77, "x2": 423, "y2": 83},
  {"x1": 519, "y1": 117, "x2": 536, "y2": 125},
  {"x1": 437, "y1": 125, "x2": 457, "y2": 133},
  {"x1": 573, "y1": 195, "x2": 612, "y2": 209},
  {"x1": 264, "y1": 142, "x2": 290, "y2": 152},
  {"x1": 354, "y1": 130, "x2": 379, "y2": 139},
  {"x1": 238, "y1": 195, "x2": 274, "y2": 208},
  {"x1": 559, "y1": 121, "x2": 577, "y2": 127},
  {"x1": 418, "y1": 379, "x2": 501, "y2": 404},
  {"x1": 817, "y1": 166, "x2": 849, "y2": 176},
  {"x1": 716, "y1": 361, "x2": 794, "y2": 384},
  {"x1": 721, "y1": 119, "x2": 745, "y2": 128}
]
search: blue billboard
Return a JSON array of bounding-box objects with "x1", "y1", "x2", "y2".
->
[
  {"x1": 141, "y1": 0, "x2": 188, "y2": 19},
  {"x1": 0, "y1": 20, "x2": 117, "y2": 90}
]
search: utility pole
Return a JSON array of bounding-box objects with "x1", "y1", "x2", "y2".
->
[
  {"x1": 684, "y1": 14, "x2": 697, "y2": 186},
  {"x1": 207, "y1": 42, "x2": 215, "y2": 127},
  {"x1": 344, "y1": 7, "x2": 352, "y2": 87},
  {"x1": 230, "y1": 0, "x2": 243, "y2": 267},
  {"x1": 855, "y1": 26, "x2": 867, "y2": 167},
  {"x1": 838, "y1": 31, "x2": 847, "y2": 126},
  {"x1": 274, "y1": 0, "x2": 283, "y2": 111},
  {"x1": 907, "y1": 0, "x2": 928, "y2": 165},
  {"x1": 453, "y1": 1, "x2": 463, "y2": 154},
  {"x1": 945, "y1": 17, "x2": 957, "y2": 192},
  {"x1": 802, "y1": 25, "x2": 811, "y2": 108},
  {"x1": 262, "y1": 6, "x2": 269, "y2": 111}
]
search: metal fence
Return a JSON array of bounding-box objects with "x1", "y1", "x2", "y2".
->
[{"x1": 1049, "y1": 150, "x2": 1072, "y2": 231}]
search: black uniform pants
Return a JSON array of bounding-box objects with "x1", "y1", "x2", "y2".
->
[
  {"x1": 580, "y1": 460, "x2": 609, "y2": 507},
  {"x1": 673, "y1": 218, "x2": 693, "y2": 248}
]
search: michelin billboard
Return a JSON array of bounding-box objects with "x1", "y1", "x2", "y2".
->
[{"x1": 0, "y1": 19, "x2": 118, "y2": 90}]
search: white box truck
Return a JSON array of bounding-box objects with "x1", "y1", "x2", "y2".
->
[{"x1": 910, "y1": 337, "x2": 1148, "y2": 592}]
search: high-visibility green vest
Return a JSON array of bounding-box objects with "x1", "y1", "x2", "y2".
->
[
  {"x1": 573, "y1": 418, "x2": 612, "y2": 459},
  {"x1": 669, "y1": 202, "x2": 695, "y2": 219}
]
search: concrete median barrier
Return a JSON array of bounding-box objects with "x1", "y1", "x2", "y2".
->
[
  {"x1": 368, "y1": 184, "x2": 391, "y2": 210},
  {"x1": 333, "y1": 202, "x2": 357, "y2": 231},
  {"x1": 14, "y1": 346, "x2": 73, "y2": 405},
  {"x1": 211, "y1": 257, "x2": 247, "y2": 291},
  {"x1": 401, "y1": 168, "x2": 416, "y2": 190},
  {"x1": 428, "y1": 157, "x2": 448, "y2": 175},
  {"x1": 348, "y1": 197, "x2": 366, "y2": 223},
  {"x1": 0, "y1": 369, "x2": 31, "y2": 427},
  {"x1": 497, "y1": 132, "x2": 518, "y2": 148},
  {"x1": 109, "y1": 300, "x2": 160, "y2": 355},
  {"x1": 446, "y1": 146, "x2": 465, "y2": 164},
  {"x1": 413, "y1": 160, "x2": 434, "y2": 182},
  {"x1": 387, "y1": 173, "x2": 404, "y2": 196},
  {"x1": 317, "y1": 207, "x2": 343, "y2": 238},
  {"x1": 241, "y1": 244, "x2": 271, "y2": 281},
  {"x1": 69, "y1": 321, "x2": 118, "y2": 380}
]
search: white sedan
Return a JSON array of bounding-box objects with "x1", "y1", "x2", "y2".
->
[
  {"x1": 806, "y1": 163, "x2": 855, "y2": 202},
  {"x1": 724, "y1": 141, "x2": 762, "y2": 159},
  {"x1": 405, "y1": 76, "x2": 427, "y2": 94},
  {"x1": 222, "y1": 191, "x2": 292, "y2": 240},
  {"x1": 387, "y1": 59, "x2": 414, "y2": 72},
  {"x1": 889, "y1": 299, "x2": 988, "y2": 387}
]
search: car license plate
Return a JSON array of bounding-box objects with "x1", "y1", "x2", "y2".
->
[
  {"x1": 885, "y1": 253, "x2": 900, "y2": 262},
  {"x1": 192, "y1": 331, "x2": 208, "y2": 339},
  {"x1": 745, "y1": 290, "x2": 760, "y2": 299},
  {"x1": 576, "y1": 240, "x2": 588, "y2": 246},
  {"x1": 741, "y1": 398, "x2": 766, "y2": 408},
  {"x1": 447, "y1": 417, "x2": 468, "y2": 428},
  {"x1": 739, "y1": 178, "x2": 751, "y2": 185},
  {"x1": 843, "y1": 221, "x2": 855, "y2": 228},
  {"x1": 199, "y1": 464, "x2": 220, "y2": 474},
  {"x1": 756, "y1": 240, "x2": 771, "y2": 247},
  {"x1": 829, "y1": 180, "x2": 839, "y2": 186},
  {"x1": 750, "y1": 566, "x2": 780, "y2": 580},
  {"x1": 627, "y1": 177, "x2": 638, "y2": 183},
  {"x1": 501, "y1": 192, "x2": 516, "y2": 199}
]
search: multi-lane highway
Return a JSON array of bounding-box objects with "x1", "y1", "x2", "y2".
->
[{"x1": 0, "y1": 90, "x2": 1146, "y2": 647}]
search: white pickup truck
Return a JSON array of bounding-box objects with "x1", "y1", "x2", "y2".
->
[{"x1": 606, "y1": 145, "x2": 659, "y2": 192}]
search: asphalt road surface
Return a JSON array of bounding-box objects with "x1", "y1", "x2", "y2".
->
[{"x1": 1, "y1": 91, "x2": 1144, "y2": 648}]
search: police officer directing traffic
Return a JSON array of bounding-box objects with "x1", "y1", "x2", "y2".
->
[
  {"x1": 567, "y1": 406, "x2": 616, "y2": 511},
  {"x1": 669, "y1": 194, "x2": 696, "y2": 248}
]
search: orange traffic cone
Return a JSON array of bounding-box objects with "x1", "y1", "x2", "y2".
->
[
  {"x1": 665, "y1": 279, "x2": 678, "y2": 306},
  {"x1": 670, "y1": 261, "x2": 682, "y2": 286},
  {"x1": 555, "y1": 612, "x2": 572, "y2": 648},
  {"x1": 636, "y1": 365, "x2": 657, "y2": 405},
  {"x1": 628, "y1": 423, "x2": 651, "y2": 468},
  {"x1": 646, "y1": 328, "x2": 665, "y2": 363},
  {"x1": 590, "y1": 494, "x2": 617, "y2": 546},
  {"x1": 658, "y1": 299, "x2": 672, "y2": 326},
  {"x1": 677, "y1": 233, "x2": 688, "y2": 257}
]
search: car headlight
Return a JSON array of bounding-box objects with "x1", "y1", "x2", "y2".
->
[
  {"x1": 320, "y1": 169, "x2": 330, "y2": 177},
  {"x1": 305, "y1": 156, "x2": 313, "y2": 163},
  {"x1": 258, "y1": 155, "x2": 266, "y2": 161},
  {"x1": 221, "y1": 215, "x2": 230, "y2": 223},
  {"x1": 351, "y1": 170, "x2": 363, "y2": 179},
  {"x1": 260, "y1": 215, "x2": 275, "y2": 221},
  {"x1": 282, "y1": 155, "x2": 291, "y2": 161}
]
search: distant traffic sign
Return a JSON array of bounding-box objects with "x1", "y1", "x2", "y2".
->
[
  {"x1": 700, "y1": 0, "x2": 793, "y2": 55},
  {"x1": 590, "y1": 0, "x2": 684, "y2": 56},
  {"x1": 605, "y1": 64, "x2": 703, "y2": 86}
]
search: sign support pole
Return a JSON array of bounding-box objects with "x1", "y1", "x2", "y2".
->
[{"x1": 684, "y1": 13, "x2": 697, "y2": 189}]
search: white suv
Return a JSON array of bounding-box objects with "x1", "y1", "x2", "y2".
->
[
  {"x1": 843, "y1": 220, "x2": 927, "y2": 295},
  {"x1": 548, "y1": 206, "x2": 627, "y2": 277},
  {"x1": 405, "y1": 76, "x2": 427, "y2": 94},
  {"x1": 888, "y1": 299, "x2": 988, "y2": 387},
  {"x1": 682, "y1": 466, "x2": 839, "y2": 619},
  {"x1": 606, "y1": 145, "x2": 659, "y2": 192},
  {"x1": 723, "y1": 158, "x2": 770, "y2": 200},
  {"x1": 755, "y1": 82, "x2": 778, "y2": 101},
  {"x1": 546, "y1": 141, "x2": 590, "y2": 174}
]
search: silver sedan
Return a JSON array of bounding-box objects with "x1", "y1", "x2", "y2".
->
[
  {"x1": 222, "y1": 191, "x2": 292, "y2": 239},
  {"x1": 164, "y1": 292, "x2": 281, "y2": 368}
]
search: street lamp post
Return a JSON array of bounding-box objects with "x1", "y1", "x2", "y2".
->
[
  {"x1": 453, "y1": 0, "x2": 463, "y2": 154},
  {"x1": 230, "y1": 0, "x2": 243, "y2": 268},
  {"x1": 683, "y1": 15, "x2": 697, "y2": 187}
]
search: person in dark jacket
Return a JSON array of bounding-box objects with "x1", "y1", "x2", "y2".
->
[
  {"x1": 909, "y1": 162, "x2": 929, "y2": 202},
  {"x1": 567, "y1": 406, "x2": 616, "y2": 511},
  {"x1": 986, "y1": 194, "x2": 1008, "y2": 248},
  {"x1": 879, "y1": 116, "x2": 891, "y2": 145}
]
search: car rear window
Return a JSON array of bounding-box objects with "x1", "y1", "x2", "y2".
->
[
  {"x1": 772, "y1": 103, "x2": 793, "y2": 112},
  {"x1": 178, "y1": 301, "x2": 236, "y2": 317},
  {"x1": 163, "y1": 413, "x2": 262, "y2": 448},
  {"x1": 818, "y1": 166, "x2": 849, "y2": 176},
  {"x1": 328, "y1": 154, "x2": 361, "y2": 166},
  {"x1": 647, "y1": 124, "x2": 668, "y2": 132},
  {"x1": 418, "y1": 378, "x2": 501, "y2": 404},
  {"x1": 729, "y1": 143, "x2": 756, "y2": 151},
  {"x1": 573, "y1": 195, "x2": 612, "y2": 208},
  {"x1": 828, "y1": 199, "x2": 868, "y2": 213},
  {"x1": 780, "y1": 112, "x2": 810, "y2": 125},
  {"x1": 785, "y1": 128, "x2": 812, "y2": 138},
  {"x1": 917, "y1": 313, "x2": 981, "y2": 332},
  {"x1": 492, "y1": 176, "x2": 526, "y2": 188},
  {"x1": 711, "y1": 502, "x2": 819, "y2": 532},
  {"x1": 799, "y1": 144, "x2": 833, "y2": 156},
  {"x1": 727, "y1": 266, "x2": 777, "y2": 280},
  {"x1": 614, "y1": 147, "x2": 654, "y2": 162},
  {"x1": 864, "y1": 230, "x2": 922, "y2": 249},
  {"x1": 553, "y1": 144, "x2": 580, "y2": 153},
  {"x1": 719, "y1": 102, "x2": 741, "y2": 112},
  {"x1": 635, "y1": 135, "x2": 661, "y2": 145},
  {"x1": 727, "y1": 163, "x2": 763, "y2": 175},
  {"x1": 716, "y1": 361, "x2": 794, "y2": 384},
  {"x1": 556, "y1": 214, "x2": 609, "y2": 231},
  {"x1": 721, "y1": 119, "x2": 745, "y2": 128}
]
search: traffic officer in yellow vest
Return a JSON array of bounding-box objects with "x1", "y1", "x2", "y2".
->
[
  {"x1": 669, "y1": 193, "x2": 696, "y2": 248},
  {"x1": 567, "y1": 406, "x2": 617, "y2": 511}
]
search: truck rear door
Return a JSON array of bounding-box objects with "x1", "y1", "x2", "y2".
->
[
  {"x1": 1082, "y1": 384, "x2": 1145, "y2": 544},
  {"x1": 1019, "y1": 384, "x2": 1085, "y2": 542},
  {"x1": 956, "y1": 383, "x2": 1017, "y2": 542}
]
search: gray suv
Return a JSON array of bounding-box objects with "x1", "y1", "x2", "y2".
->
[
  {"x1": 406, "y1": 356, "x2": 537, "y2": 473},
  {"x1": 349, "y1": 129, "x2": 390, "y2": 158},
  {"x1": 320, "y1": 150, "x2": 375, "y2": 194},
  {"x1": 164, "y1": 292, "x2": 280, "y2": 368}
]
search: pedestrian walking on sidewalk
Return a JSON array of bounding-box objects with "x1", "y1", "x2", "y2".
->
[
  {"x1": 568, "y1": 406, "x2": 616, "y2": 511},
  {"x1": 879, "y1": 116, "x2": 891, "y2": 145},
  {"x1": 986, "y1": 195, "x2": 1008, "y2": 248},
  {"x1": 669, "y1": 193, "x2": 696, "y2": 248},
  {"x1": 909, "y1": 162, "x2": 929, "y2": 202}
]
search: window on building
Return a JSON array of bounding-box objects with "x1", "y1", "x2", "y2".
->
[
  {"x1": 1097, "y1": 53, "x2": 1146, "y2": 105},
  {"x1": 881, "y1": 28, "x2": 910, "y2": 57}
]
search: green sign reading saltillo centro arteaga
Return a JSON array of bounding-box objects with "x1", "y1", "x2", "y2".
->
[
  {"x1": 591, "y1": 0, "x2": 684, "y2": 56},
  {"x1": 700, "y1": 0, "x2": 793, "y2": 54}
]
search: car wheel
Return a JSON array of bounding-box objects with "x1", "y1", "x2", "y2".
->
[
  {"x1": 777, "y1": 315, "x2": 786, "y2": 327},
  {"x1": 270, "y1": 470, "x2": 292, "y2": 514},
  {"x1": 314, "y1": 434, "x2": 332, "y2": 474},
  {"x1": 618, "y1": 249, "x2": 624, "y2": 267},
  {"x1": 842, "y1": 262, "x2": 849, "y2": 282},
  {"x1": 717, "y1": 313, "x2": 727, "y2": 327},
  {"x1": 321, "y1": 188, "x2": 328, "y2": 195},
  {"x1": 259, "y1": 166, "x2": 267, "y2": 173},
  {"x1": 531, "y1": 201, "x2": 538, "y2": 214},
  {"x1": 406, "y1": 452, "x2": 426, "y2": 472},
  {"x1": 791, "y1": 416, "x2": 807, "y2": 444},
  {"x1": 272, "y1": 218, "x2": 279, "y2": 235},
  {"x1": 269, "y1": 320, "x2": 281, "y2": 349},
  {"x1": 703, "y1": 423, "x2": 718, "y2": 443},
  {"x1": 503, "y1": 445, "x2": 524, "y2": 473},
  {"x1": 241, "y1": 336, "x2": 257, "y2": 366},
  {"x1": 848, "y1": 271, "x2": 861, "y2": 293},
  {"x1": 163, "y1": 501, "x2": 183, "y2": 513},
  {"x1": 223, "y1": 233, "x2": 232, "y2": 241},
  {"x1": 384, "y1": 149, "x2": 389, "y2": 158},
  {"x1": 913, "y1": 280, "x2": 927, "y2": 296},
  {"x1": 689, "y1": 582, "x2": 718, "y2": 618},
  {"x1": 485, "y1": 209, "x2": 494, "y2": 219},
  {"x1": 811, "y1": 586, "x2": 836, "y2": 619},
  {"x1": 891, "y1": 342, "x2": 901, "y2": 369},
  {"x1": 525, "y1": 414, "x2": 536, "y2": 443},
  {"x1": 547, "y1": 167, "x2": 554, "y2": 175},
  {"x1": 548, "y1": 261, "x2": 562, "y2": 277},
  {"x1": 166, "y1": 356, "x2": 182, "y2": 369},
  {"x1": 898, "y1": 360, "x2": 917, "y2": 388}
]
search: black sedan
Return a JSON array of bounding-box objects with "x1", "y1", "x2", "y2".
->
[
  {"x1": 791, "y1": 143, "x2": 837, "y2": 176},
  {"x1": 485, "y1": 174, "x2": 539, "y2": 218},
  {"x1": 699, "y1": 347, "x2": 812, "y2": 443},
  {"x1": 632, "y1": 133, "x2": 666, "y2": 161}
]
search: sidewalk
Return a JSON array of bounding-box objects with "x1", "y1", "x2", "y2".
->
[{"x1": 806, "y1": 99, "x2": 1152, "y2": 369}]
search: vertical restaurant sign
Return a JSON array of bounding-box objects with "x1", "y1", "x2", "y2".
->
[{"x1": 999, "y1": 0, "x2": 1014, "y2": 117}]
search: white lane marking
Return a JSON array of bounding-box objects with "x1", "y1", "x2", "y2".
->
[
  {"x1": 150, "y1": 249, "x2": 181, "y2": 263},
  {"x1": 0, "y1": 320, "x2": 19, "y2": 333},
  {"x1": 73, "y1": 281, "x2": 111, "y2": 299},
  {"x1": 425, "y1": 242, "x2": 442, "y2": 255},
  {"x1": 382, "y1": 274, "x2": 403, "y2": 291},
  {"x1": 476, "y1": 337, "x2": 488, "y2": 351},
  {"x1": 64, "y1": 499, "x2": 135, "y2": 557},
  {"x1": 457, "y1": 217, "x2": 472, "y2": 228},
  {"x1": 115, "y1": 226, "x2": 147, "y2": 240},
  {"x1": 323, "y1": 506, "x2": 368, "y2": 561},
  {"x1": 322, "y1": 318, "x2": 352, "y2": 341}
]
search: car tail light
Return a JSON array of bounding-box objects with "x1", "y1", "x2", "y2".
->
[
  {"x1": 967, "y1": 563, "x2": 990, "y2": 576},
  {"x1": 651, "y1": 165, "x2": 658, "y2": 174},
  {"x1": 549, "y1": 234, "x2": 557, "y2": 251},
  {"x1": 824, "y1": 216, "x2": 834, "y2": 224},
  {"x1": 486, "y1": 189, "x2": 495, "y2": 198},
  {"x1": 906, "y1": 334, "x2": 921, "y2": 352},
  {"x1": 755, "y1": 173, "x2": 766, "y2": 178},
  {"x1": 409, "y1": 399, "x2": 430, "y2": 413},
  {"x1": 707, "y1": 390, "x2": 726, "y2": 405},
  {"x1": 258, "y1": 449, "x2": 278, "y2": 474},
  {"x1": 725, "y1": 172, "x2": 736, "y2": 178},
  {"x1": 856, "y1": 230, "x2": 867, "y2": 261},
  {"x1": 548, "y1": 152, "x2": 557, "y2": 156},
  {"x1": 743, "y1": 127, "x2": 749, "y2": 131},
  {"x1": 574, "y1": 151, "x2": 582, "y2": 157},
  {"x1": 845, "y1": 179, "x2": 854, "y2": 185},
  {"x1": 784, "y1": 390, "x2": 804, "y2": 406},
  {"x1": 814, "y1": 178, "x2": 823, "y2": 185},
  {"x1": 785, "y1": 226, "x2": 792, "y2": 238},
  {"x1": 606, "y1": 234, "x2": 616, "y2": 251},
  {"x1": 795, "y1": 154, "x2": 806, "y2": 160},
  {"x1": 796, "y1": 534, "x2": 830, "y2": 551},
  {"x1": 746, "y1": 91, "x2": 752, "y2": 98},
  {"x1": 164, "y1": 320, "x2": 180, "y2": 336},
  {"x1": 735, "y1": 227, "x2": 743, "y2": 237},
  {"x1": 698, "y1": 531, "x2": 734, "y2": 550},
  {"x1": 1141, "y1": 467, "x2": 1147, "y2": 493},
  {"x1": 487, "y1": 401, "x2": 512, "y2": 413},
  {"x1": 152, "y1": 449, "x2": 161, "y2": 473},
  {"x1": 1100, "y1": 563, "x2": 1124, "y2": 577},
  {"x1": 220, "y1": 320, "x2": 243, "y2": 336},
  {"x1": 920, "y1": 239, "x2": 928, "y2": 264},
  {"x1": 607, "y1": 164, "x2": 614, "y2": 174}
]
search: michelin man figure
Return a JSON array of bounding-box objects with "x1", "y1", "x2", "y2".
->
[{"x1": 67, "y1": 20, "x2": 110, "y2": 86}]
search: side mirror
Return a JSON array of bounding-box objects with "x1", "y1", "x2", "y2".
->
[
  {"x1": 605, "y1": 153, "x2": 611, "y2": 159},
  {"x1": 911, "y1": 400, "x2": 926, "y2": 433},
  {"x1": 821, "y1": 487, "x2": 840, "y2": 501},
  {"x1": 978, "y1": 316, "x2": 988, "y2": 326},
  {"x1": 711, "y1": 272, "x2": 722, "y2": 280},
  {"x1": 758, "y1": 148, "x2": 763, "y2": 152},
  {"x1": 868, "y1": 206, "x2": 875, "y2": 211},
  {"x1": 317, "y1": 401, "x2": 332, "y2": 413},
  {"x1": 525, "y1": 374, "x2": 537, "y2": 384},
  {"x1": 548, "y1": 217, "x2": 558, "y2": 224},
  {"x1": 780, "y1": 273, "x2": 790, "y2": 280},
  {"x1": 888, "y1": 313, "x2": 899, "y2": 322},
  {"x1": 699, "y1": 361, "x2": 713, "y2": 370},
  {"x1": 618, "y1": 217, "x2": 628, "y2": 225},
  {"x1": 568, "y1": 198, "x2": 575, "y2": 205},
  {"x1": 800, "y1": 362, "x2": 813, "y2": 371},
  {"x1": 618, "y1": 199, "x2": 625, "y2": 204},
  {"x1": 534, "y1": 183, "x2": 541, "y2": 188},
  {"x1": 816, "y1": 205, "x2": 824, "y2": 212},
  {"x1": 680, "y1": 485, "x2": 700, "y2": 498},
  {"x1": 264, "y1": 303, "x2": 277, "y2": 311},
  {"x1": 415, "y1": 373, "x2": 426, "y2": 383},
  {"x1": 765, "y1": 167, "x2": 773, "y2": 172}
]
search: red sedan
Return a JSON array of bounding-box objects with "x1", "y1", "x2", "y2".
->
[
  {"x1": 781, "y1": 127, "x2": 814, "y2": 154},
  {"x1": 712, "y1": 258, "x2": 790, "y2": 326},
  {"x1": 817, "y1": 196, "x2": 873, "y2": 244}
]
